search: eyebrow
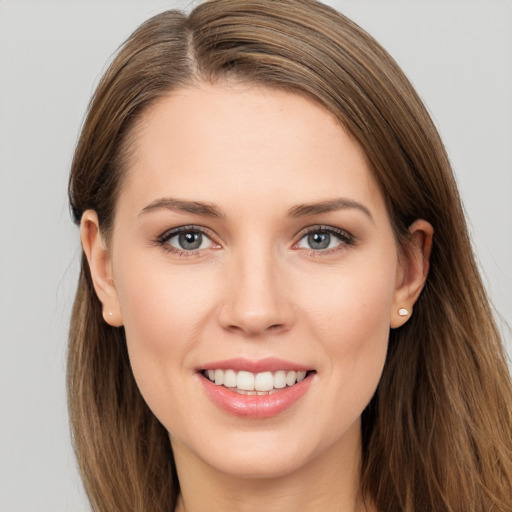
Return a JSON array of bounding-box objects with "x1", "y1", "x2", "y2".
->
[
  {"x1": 139, "y1": 198, "x2": 225, "y2": 218},
  {"x1": 139, "y1": 196, "x2": 373, "y2": 222},
  {"x1": 287, "y1": 198, "x2": 374, "y2": 222}
]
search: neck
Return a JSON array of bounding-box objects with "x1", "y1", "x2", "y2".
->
[{"x1": 172, "y1": 421, "x2": 373, "y2": 512}]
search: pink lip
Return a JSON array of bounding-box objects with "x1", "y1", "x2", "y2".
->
[
  {"x1": 199, "y1": 357, "x2": 311, "y2": 373},
  {"x1": 198, "y1": 371, "x2": 314, "y2": 419}
]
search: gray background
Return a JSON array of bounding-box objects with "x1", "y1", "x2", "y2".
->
[{"x1": 1, "y1": 1, "x2": 511, "y2": 510}]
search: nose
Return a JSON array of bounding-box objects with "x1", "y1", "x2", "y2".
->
[{"x1": 218, "y1": 247, "x2": 295, "y2": 337}]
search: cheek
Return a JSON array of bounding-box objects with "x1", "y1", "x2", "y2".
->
[
  {"x1": 117, "y1": 253, "x2": 214, "y2": 346},
  {"x1": 306, "y1": 255, "x2": 395, "y2": 342},
  {"x1": 302, "y1": 257, "x2": 396, "y2": 402},
  {"x1": 113, "y1": 256, "x2": 216, "y2": 416},
  {"x1": 118, "y1": 276, "x2": 180, "y2": 416}
]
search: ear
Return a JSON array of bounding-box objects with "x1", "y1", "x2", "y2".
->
[
  {"x1": 80, "y1": 210, "x2": 123, "y2": 327},
  {"x1": 390, "y1": 219, "x2": 434, "y2": 328}
]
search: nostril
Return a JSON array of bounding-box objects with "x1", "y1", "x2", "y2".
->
[
  {"x1": 224, "y1": 322, "x2": 285, "y2": 336},
  {"x1": 217, "y1": 286, "x2": 295, "y2": 336}
]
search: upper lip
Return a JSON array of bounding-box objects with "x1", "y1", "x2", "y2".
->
[{"x1": 198, "y1": 357, "x2": 313, "y2": 373}]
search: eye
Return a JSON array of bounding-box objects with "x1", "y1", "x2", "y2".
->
[
  {"x1": 296, "y1": 227, "x2": 354, "y2": 252},
  {"x1": 158, "y1": 226, "x2": 216, "y2": 254}
]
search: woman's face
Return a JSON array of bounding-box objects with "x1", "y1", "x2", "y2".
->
[{"x1": 90, "y1": 83, "x2": 419, "y2": 479}]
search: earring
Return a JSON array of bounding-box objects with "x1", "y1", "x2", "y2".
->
[
  {"x1": 398, "y1": 308, "x2": 409, "y2": 317},
  {"x1": 108, "y1": 312, "x2": 113, "y2": 317}
]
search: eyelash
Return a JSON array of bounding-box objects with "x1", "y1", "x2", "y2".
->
[
  {"x1": 294, "y1": 225, "x2": 356, "y2": 256},
  {"x1": 155, "y1": 225, "x2": 356, "y2": 257},
  {"x1": 156, "y1": 225, "x2": 218, "y2": 257}
]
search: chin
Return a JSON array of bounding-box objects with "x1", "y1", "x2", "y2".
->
[
  {"x1": 171, "y1": 413, "x2": 362, "y2": 482},
  {"x1": 201, "y1": 442, "x2": 315, "y2": 480}
]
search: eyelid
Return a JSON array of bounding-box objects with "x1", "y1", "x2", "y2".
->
[
  {"x1": 293, "y1": 225, "x2": 356, "y2": 251},
  {"x1": 154, "y1": 224, "x2": 355, "y2": 257},
  {"x1": 157, "y1": 224, "x2": 214, "y2": 243},
  {"x1": 156, "y1": 225, "x2": 221, "y2": 255}
]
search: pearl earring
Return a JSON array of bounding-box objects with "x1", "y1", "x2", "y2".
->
[
  {"x1": 109, "y1": 312, "x2": 113, "y2": 317},
  {"x1": 398, "y1": 308, "x2": 409, "y2": 317}
]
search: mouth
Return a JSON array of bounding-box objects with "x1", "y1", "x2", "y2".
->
[
  {"x1": 201, "y1": 368, "x2": 313, "y2": 395},
  {"x1": 197, "y1": 360, "x2": 316, "y2": 418}
]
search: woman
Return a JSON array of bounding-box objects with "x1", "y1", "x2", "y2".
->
[{"x1": 67, "y1": 1, "x2": 512, "y2": 510}]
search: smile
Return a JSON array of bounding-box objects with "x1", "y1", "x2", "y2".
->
[
  {"x1": 202, "y1": 369, "x2": 309, "y2": 395},
  {"x1": 198, "y1": 360, "x2": 315, "y2": 418}
]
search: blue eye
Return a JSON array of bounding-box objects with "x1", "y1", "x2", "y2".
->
[
  {"x1": 159, "y1": 227, "x2": 214, "y2": 252},
  {"x1": 297, "y1": 227, "x2": 353, "y2": 251}
]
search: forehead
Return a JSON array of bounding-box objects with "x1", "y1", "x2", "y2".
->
[{"x1": 118, "y1": 82, "x2": 385, "y2": 220}]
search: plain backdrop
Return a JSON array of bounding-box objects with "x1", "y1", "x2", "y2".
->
[{"x1": 1, "y1": 1, "x2": 511, "y2": 510}]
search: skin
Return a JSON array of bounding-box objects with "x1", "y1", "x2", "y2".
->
[{"x1": 82, "y1": 83, "x2": 433, "y2": 512}]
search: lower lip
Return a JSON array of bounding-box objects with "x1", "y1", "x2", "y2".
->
[{"x1": 199, "y1": 373, "x2": 314, "y2": 419}]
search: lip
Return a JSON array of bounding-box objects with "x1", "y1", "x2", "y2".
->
[
  {"x1": 198, "y1": 367, "x2": 315, "y2": 419},
  {"x1": 198, "y1": 357, "x2": 312, "y2": 373}
]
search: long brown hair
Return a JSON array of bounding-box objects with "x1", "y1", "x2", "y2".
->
[{"x1": 68, "y1": 1, "x2": 512, "y2": 510}]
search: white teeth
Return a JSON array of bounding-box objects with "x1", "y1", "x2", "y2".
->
[
  {"x1": 223, "y1": 369, "x2": 237, "y2": 388},
  {"x1": 274, "y1": 370, "x2": 287, "y2": 389},
  {"x1": 204, "y1": 368, "x2": 310, "y2": 392},
  {"x1": 254, "y1": 371, "x2": 274, "y2": 391},
  {"x1": 237, "y1": 371, "x2": 255, "y2": 391},
  {"x1": 235, "y1": 389, "x2": 256, "y2": 396},
  {"x1": 285, "y1": 371, "x2": 297, "y2": 386},
  {"x1": 296, "y1": 371, "x2": 307, "y2": 383}
]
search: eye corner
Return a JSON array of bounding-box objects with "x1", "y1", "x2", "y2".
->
[
  {"x1": 293, "y1": 225, "x2": 356, "y2": 254},
  {"x1": 155, "y1": 225, "x2": 221, "y2": 257}
]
